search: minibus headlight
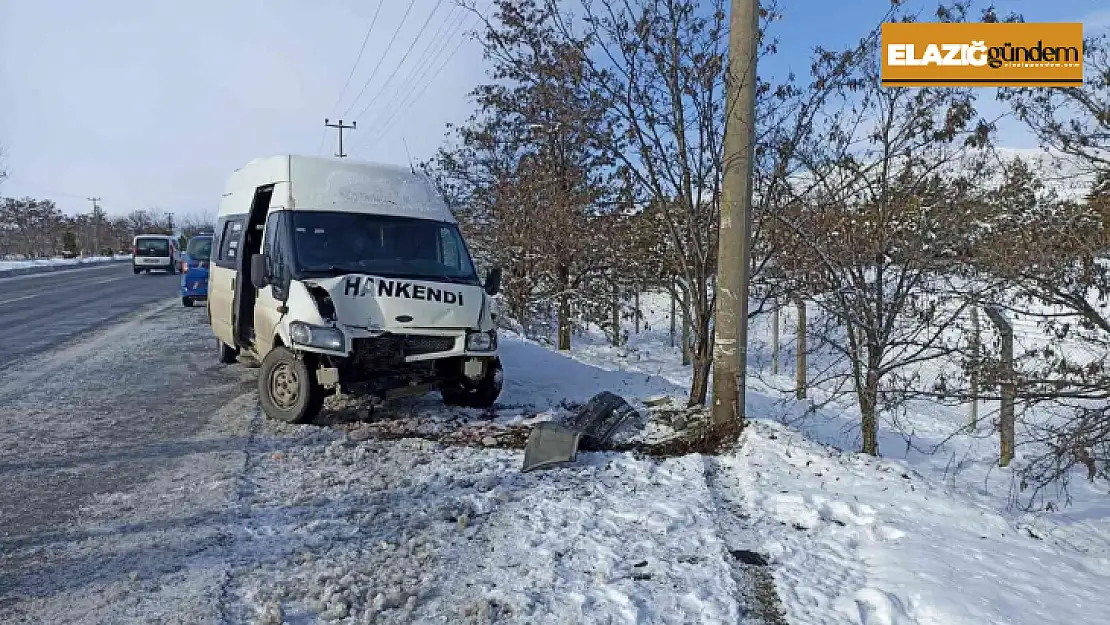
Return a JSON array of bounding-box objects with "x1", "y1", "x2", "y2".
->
[
  {"x1": 289, "y1": 321, "x2": 344, "y2": 351},
  {"x1": 466, "y1": 330, "x2": 497, "y2": 352}
]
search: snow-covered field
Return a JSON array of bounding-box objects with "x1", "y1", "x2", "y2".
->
[
  {"x1": 0, "y1": 253, "x2": 131, "y2": 272},
  {"x1": 526, "y1": 292, "x2": 1110, "y2": 625}
]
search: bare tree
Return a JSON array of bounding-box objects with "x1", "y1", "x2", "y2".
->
[
  {"x1": 971, "y1": 158, "x2": 1110, "y2": 503},
  {"x1": 0, "y1": 197, "x2": 65, "y2": 258},
  {"x1": 434, "y1": 0, "x2": 621, "y2": 349},
  {"x1": 540, "y1": 0, "x2": 730, "y2": 403},
  {"x1": 999, "y1": 33, "x2": 1110, "y2": 175},
  {"x1": 777, "y1": 5, "x2": 997, "y2": 455},
  {"x1": 982, "y1": 21, "x2": 1110, "y2": 500}
]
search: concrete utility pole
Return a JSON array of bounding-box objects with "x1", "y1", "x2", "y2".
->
[
  {"x1": 796, "y1": 298, "x2": 807, "y2": 400},
  {"x1": 771, "y1": 301, "x2": 780, "y2": 375},
  {"x1": 984, "y1": 306, "x2": 1016, "y2": 467},
  {"x1": 87, "y1": 197, "x2": 102, "y2": 255},
  {"x1": 969, "y1": 305, "x2": 981, "y2": 429},
  {"x1": 710, "y1": 0, "x2": 760, "y2": 428},
  {"x1": 325, "y1": 118, "x2": 356, "y2": 158}
]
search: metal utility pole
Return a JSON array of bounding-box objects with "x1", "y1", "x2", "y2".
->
[
  {"x1": 87, "y1": 197, "x2": 102, "y2": 255},
  {"x1": 710, "y1": 0, "x2": 760, "y2": 429},
  {"x1": 325, "y1": 118, "x2": 356, "y2": 158}
]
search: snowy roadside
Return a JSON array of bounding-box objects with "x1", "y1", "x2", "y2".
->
[
  {"x1": 0, "y1": 254, "x2": 132, "y2": 276},
  {"x1": 212, "y1": 334, "x2": 784, "y2": 624},
  {"x1": 221, "y1": 420, "x2": 776, "y2": 625}
]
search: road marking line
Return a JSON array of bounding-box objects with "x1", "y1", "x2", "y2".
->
[
  {"x1": 0, "y1": 262, "x2": 126, "y2": 284},
  {"x1": 0, "y1": 293, "x2": 42, "y2": 306},
  {"x1": 0, "y1": 276, "x2": 125, "y2": 305}
]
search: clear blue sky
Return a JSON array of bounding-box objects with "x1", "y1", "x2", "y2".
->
[{"x1": 0, "y1": 0, "x2": 1106, "y2": 220}]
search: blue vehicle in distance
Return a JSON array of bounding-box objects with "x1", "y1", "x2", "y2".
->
[{"x1": 181, "y1": 234, "x2": 213, "y2": 307}]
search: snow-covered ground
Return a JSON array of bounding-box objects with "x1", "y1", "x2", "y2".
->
[
  {"x1": 204, "y1": 290, "x2": 1109, "y2": 624},
  {"x1": 8, "y1": 290, "x2": 1108, "y2": 624},
  {"x1": 522, "y1": 292, "x2": 1110, "y2": 625},
  {"x1": 0, "y1": 253, "x2": 131, "y2": 272}
]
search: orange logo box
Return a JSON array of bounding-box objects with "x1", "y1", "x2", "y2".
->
[{"x1": 881, "y1": 22, "x2": 1083, "y2": 87}]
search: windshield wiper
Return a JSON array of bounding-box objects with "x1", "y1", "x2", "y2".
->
[
  {"x1": 299, "y1": 264, "x2": 366, "y2": 276},
  {"x1": 425, "y1": 274, "x2": 479, "y2": 285}
]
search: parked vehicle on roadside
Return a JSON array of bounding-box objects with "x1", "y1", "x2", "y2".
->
[
  {"x1": 207, "y1": 154, "x2": 503, "y2": 423},
  {"x1": 180, "y1": 234, "x2": 213, "y2": 307},
  {"x1": 131, "y1": 234, "x2": 178, "y2": 274}
]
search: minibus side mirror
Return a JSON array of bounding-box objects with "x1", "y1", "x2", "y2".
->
[
  {"x1": 484, "y1": 266, "x2": 502, "y2": 297},
  {"x1": 250, "y1": 254, "x2": 269, "y2": 289}
]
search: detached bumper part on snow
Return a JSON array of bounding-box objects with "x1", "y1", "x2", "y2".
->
[
  {"x1": 521, "y1": 391, "x2": 639, "y2": 472},
  {"x1": 522, "y1": 422, "x2": 583, "y2": 472}
]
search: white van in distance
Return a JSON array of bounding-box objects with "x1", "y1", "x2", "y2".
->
[
  {"x1": 132, "y1": 234, "x2": 178, "y2": 274},
  {"x1": 207, "y1": 154, "x2": 503, "y2": 423}
]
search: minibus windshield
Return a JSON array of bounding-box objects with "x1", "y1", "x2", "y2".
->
[{"x1": 290, "y1": 211, "x2": 480, "y2": 285}]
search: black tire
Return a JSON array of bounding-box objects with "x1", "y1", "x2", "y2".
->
[
  {"x1": 442, "y1": 358, "x2": 503, "y2": 409},
  {"x1": 182, "y1": 296, "x2": 194, "y2": 307},
  {"x1": 217, "y1": 339, "x2": 238, "y2": 364},
  {"x1": 133, "y1": 267, "x2": 141, "y2": 275},
  {"x1": 258, "y1": 347, "x2": 324, "y2": 424}
]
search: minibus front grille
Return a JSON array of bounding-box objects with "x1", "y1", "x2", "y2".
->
[
  {"x1": 350, "y1": 335, "x2": 456, "y2": 366},
  {"x1": 404, "y1": 335, "x2": 456, "y2": 355}
]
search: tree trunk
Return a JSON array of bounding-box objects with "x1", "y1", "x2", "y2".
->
[
  {"x1": 860, "y1": 368, "x2": 880, "y2": 456},
  {"x1": 634, "y1": 290, "x2": 641, "y2": 334},
  {"x1": 681, "y1": 287, "x2": 691, "y2": 366},
  {"x1": 688, "y1": 308, "x2": 714, "y2": 406},
  {"x1": 611, "y1": 282, "x2": 621, "y2": 347},
  {"x1": 669, "y1": 283, "x2": 676, "y2": 348},
  {"x1": 557, "y1": 264, "x2": 571, "y2": 351}
]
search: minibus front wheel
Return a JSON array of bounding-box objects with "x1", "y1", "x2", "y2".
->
[{"x1": 259, "y1": 347, "x2": 324, "y2": 424}]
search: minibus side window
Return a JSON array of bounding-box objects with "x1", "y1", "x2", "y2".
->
[
  {"x1": 216, "y1": 218, "x2": 244, "y2": 268},
  {"x1": 263, "y1": 213, "x2": 289, "y2": 299}
]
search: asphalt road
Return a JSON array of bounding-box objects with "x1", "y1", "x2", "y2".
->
[
  {"x1": 0, "y1": 262, "x2": 182, "y2": 368},
  {"x1": 0, "y1": 295, "x2": 256, "y2": 621}
]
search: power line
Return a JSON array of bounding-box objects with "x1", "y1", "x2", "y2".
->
[
  {"x1": 355, "y1": 8, "x2": 476, "y2": 151},
  {"x1": 353, "y1": 4, "x2": 466, "y2": 134},
  {"x1": 329, "y1": 0, "x2": 386, "y2": 116},
  {"x1": 364, "y1": 12, "x2": 477, "y2": 147},
  {"x1": 350, "y1": 0, "x2": 449, "y2": 124},
  {"x1": 340, "y1": 0, "x2": 419, "y2": 119},
  {"x1": 365, "y1": 25, "x2": 473, "y2": 148}
]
